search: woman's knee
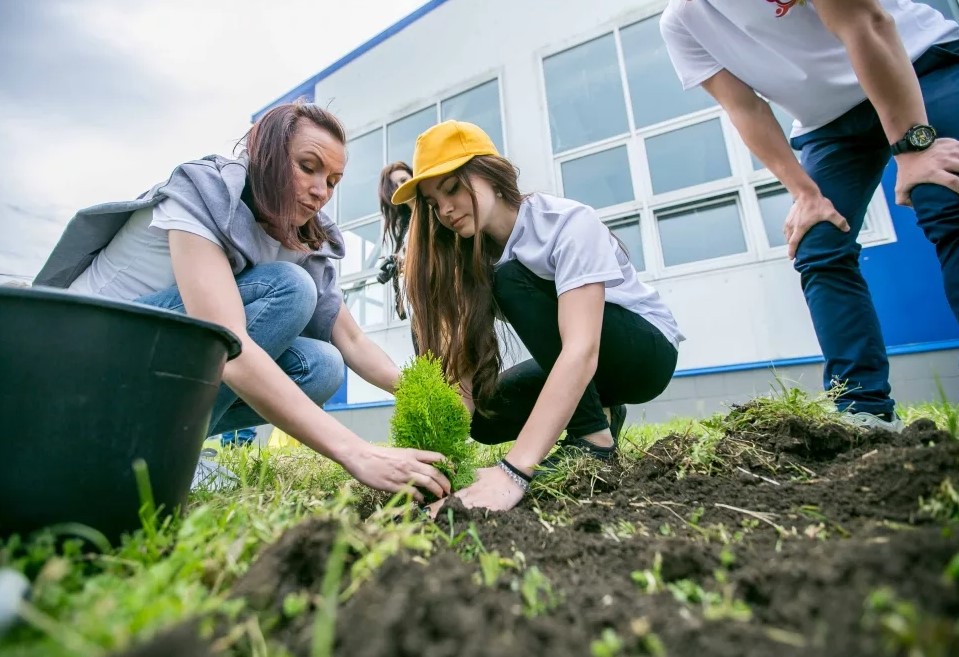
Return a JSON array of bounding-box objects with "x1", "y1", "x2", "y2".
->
[
  {"x1": 240, "y1": 262, "x2": 318, "y2": 329},
  {"x1": 263, "y1": 261, "x2": 317, "y2": 305},
  {"x1": 288, "y1": 338, "x2": 345, "y2": 405}
]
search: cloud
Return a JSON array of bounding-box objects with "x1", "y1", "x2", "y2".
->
[
  {"x1": 0, "y1": 1, "x2": 181, "y2": 129},
  {"x1": 0, "y1": 0, "x2": 427, "y2": 279}
]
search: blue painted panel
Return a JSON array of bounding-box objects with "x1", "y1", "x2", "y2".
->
[
  {"x1": 863, "y1": 162, "x2": 958, "y2": 345},
  {"x1": 327, "y1": 364, "x2": 349, "y2": 407}
]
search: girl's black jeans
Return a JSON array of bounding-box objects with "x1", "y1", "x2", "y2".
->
[{"x1": 471, "y1": 261, "x2": 678, "y2": 444}]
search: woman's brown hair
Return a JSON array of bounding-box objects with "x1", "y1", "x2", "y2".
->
[
  {"x1": 379, "y1": 161, "x2": 413, "y2": 255},
  {"x1": 241, "y1": 100, "x2": 345, "y2": 251},
  {"x1": 403, "y1": 154, "x2": 525, "y2": 413}
]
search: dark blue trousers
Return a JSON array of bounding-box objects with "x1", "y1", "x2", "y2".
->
[{"x1": 790, "y1": 41, "x2": 959, "y2": 416}]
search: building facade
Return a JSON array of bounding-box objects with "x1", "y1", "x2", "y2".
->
[{"x1": 254, "y1": 0, "x2": 959, "y2": 438}]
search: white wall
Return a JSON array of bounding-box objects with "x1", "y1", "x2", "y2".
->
[{"x1": 312, "y1": 0, "x2": 829, "y2": 404}]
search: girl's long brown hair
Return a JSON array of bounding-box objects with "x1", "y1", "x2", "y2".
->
[
  {"x1": 404, "y1": 155, "x2": 525, "y2": 413},
  {"x1": 379, "y1": 161, "x2": 413, "y2": 254},
  {"x1": 241, "y1": 100, "x2": 345, "y2": 251}
]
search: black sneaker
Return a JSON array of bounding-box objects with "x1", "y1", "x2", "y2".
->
[{"x1": 537, "y1": 405, "x2": 626, "y2": 473}]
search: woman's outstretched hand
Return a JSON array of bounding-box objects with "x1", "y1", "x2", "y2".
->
[
  {"x1": 427, "y1": 465, "x2": 525, "y2": 517},
  {"x1": 342, "y1": 444, "x2": 451, "y2": 503}
]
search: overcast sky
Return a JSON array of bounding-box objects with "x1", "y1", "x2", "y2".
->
[{"x1": 0, "y1": 0, "x2": 427, "y2": 282}]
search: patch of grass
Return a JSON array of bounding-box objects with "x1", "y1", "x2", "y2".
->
[
  {"x1": 528, "y1": 450, "x2": 613, "y2": 502},
  {"x1": 900, "y1": 378, "x2": 959, "y2": 438},
  {"x1": 631, "y1": 552, "x2": 751, "y2": 622},
  {"x1": 863, "y1": 587, "x2": 959, "y2": 657},
  {"x1": 919, "y1": 479, "x2": 959, "y2": 523},
  {"x1": 722, "y1": 380, "x2": 843, "y2": 435},
  {"x1": 620, "y1": 417, "x2": 698, "y2": 455},
  {"x1": 390, "y1": 354, "x2": 477, "y2": 490},
  {"x1": 459, "y1": 543, "x2": 560, "y2": 618},
  {"x1": 667, "y1": 578, "x2": 752, "y2": 622},
  {"x1": 944, "y1": 553, "x2": 959, "y2": 584},
  {"x1": 0, "y1": 446, "x2": 390, "y2": 657},
  {"x1": 591, "y1": 621, "x2": 667, "y2": 657}
]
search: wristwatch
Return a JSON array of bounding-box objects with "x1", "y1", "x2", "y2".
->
[{"x1": 890, "y1": 124, "x2": 937, "y2": 155}]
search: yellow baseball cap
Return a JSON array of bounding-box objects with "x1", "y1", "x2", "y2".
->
[{"x1": 391, "y1": 120, "x2": 500, "y2": 205}]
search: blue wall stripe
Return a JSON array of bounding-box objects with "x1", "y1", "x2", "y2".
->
[
  {"x1": 251, "y1": 0, "x2": 453, "y2": 123},
  {"x1": 325, "y1": 400, "x2": 397, "y2": 412},
  {"x1": 672, "y1": 339, "x2": 959, "y2": 378},
  {"x1": 325, "y1": 339, "x2": 958, "y2": 412}
]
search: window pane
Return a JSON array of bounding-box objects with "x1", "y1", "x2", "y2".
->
[
  {"x1": 920, "y1": 0, "x2": 958, "y2": 20},
  {"x1": 388, "y1": 106, "x2": 436, "y2": 164},
  {"x1": 345, "y1": 282, "x2": 385, "y2": 327},
  {"x1": 752, "y1": 103, "x2": 799, "y2": 170},
  {"x1": 756, "y1": 187, "x2": 791, "y2": 248},
  {"x1": 442, "y1": 80, "x2": 505, "y2": 154},
  {"x1": 561, "y1": 146, "x2": 634, "y2": 208},
  {"x1": 657, "y1": 198, "x2": 746, "y2": 266},
  {"x1": 339, "y1": 221, "x2": 382, "y2": 276},
  {"x1": 646, "y1": 119, "x2": 731, "y2": 194},
  {"x1": 608, "y1": 217, "x2": 645, "y2": 272},
  {"x1": 339, "y1": 129, "x2": 382, "y2": 222},
  {"x1": 543, "y1": 34, "x2": 629, "y2": 153},
  {"x1": 621, "y1": 18, "x2": 715, "y2": 128}
]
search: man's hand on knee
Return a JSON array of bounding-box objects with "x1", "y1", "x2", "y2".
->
[
  {"x1": 784, "y1": 191, "x2": 851, "y2": 259},
  {"x1": 894, "y1": 137, "x2": 959, "y2": 207}
]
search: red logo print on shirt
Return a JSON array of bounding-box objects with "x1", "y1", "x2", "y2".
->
[{"x1": 766, "y1": 0, "x2": 806, "y2": 17}]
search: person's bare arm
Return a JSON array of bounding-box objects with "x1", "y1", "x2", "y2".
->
[
  {"x1": 702, "y1": 70, "x2": 848, "y2": 258},
  {"x1": 167, "y1": 231, "x2": 450, "y2": 500},
  {"x1": 446, "y1": 282, "x2": 606, "y2": 514},
  {"x1": 816, "y1": 0, "x2": 959, "y2": 204}
]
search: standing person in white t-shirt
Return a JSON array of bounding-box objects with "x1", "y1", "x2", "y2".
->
[
  {"x1": 661, "y1": 0, "x2": 959, "y2": 431},
  {"x1": 392, "y1": 121, "x2": 684, "y2": 513}
]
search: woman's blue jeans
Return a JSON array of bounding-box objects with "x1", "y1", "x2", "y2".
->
[
  {"x1": 789, "y1": 41, "x2": 959, "y2": 416},
  {"x1": 135, "y1": 261, "x2": 344, "y2": 435}
]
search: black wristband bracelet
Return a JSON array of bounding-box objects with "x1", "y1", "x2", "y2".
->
[{"x1": 500, "y1": 458, "x2": 533, "y2": 483}]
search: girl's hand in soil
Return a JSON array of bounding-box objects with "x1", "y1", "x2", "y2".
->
[
  {"x1": 343, "y1": 444, "x2": 451, "y2": 503},
  {"x1": 431, "y1": 465, "x2": 525, "y2": 516}
]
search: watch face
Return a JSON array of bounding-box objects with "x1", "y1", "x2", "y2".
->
[{"x1": 909, "y1": 126, "x2": 936, "y2": 148}]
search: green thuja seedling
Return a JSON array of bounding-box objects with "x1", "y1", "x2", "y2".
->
[{"x1": 390, "y1": 354, "x2": 477, "y2": 491}]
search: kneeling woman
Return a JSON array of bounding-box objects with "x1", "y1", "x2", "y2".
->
[
  {"x1": 394, "y1": 121, "x2": 683, "y2": 512},
  {"x1": 35, "y1": 102, "x2": 450, "y2": 501}
]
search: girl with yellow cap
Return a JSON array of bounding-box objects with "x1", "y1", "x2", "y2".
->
[{"x1": 393, "y1": 121, "x2": 684, "y2": 512}]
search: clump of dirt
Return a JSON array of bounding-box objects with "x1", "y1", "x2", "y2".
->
[{"x1": 117, "y1": 418, "x2": 959, "y2": 657}]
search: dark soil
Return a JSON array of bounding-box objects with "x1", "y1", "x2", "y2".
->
[{"x1": 119, "y1": 418, "x2": 959, "y2": 657}]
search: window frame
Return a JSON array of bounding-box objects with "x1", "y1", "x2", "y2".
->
[
  {"x1": 333, "y1": 73, "x2": 508, "y2": 330},
  {"x1": 540, "y1": 12, "x2": 898, "y2": 282}
]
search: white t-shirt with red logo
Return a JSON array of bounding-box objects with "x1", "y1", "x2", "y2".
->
[{"x1": 660, "y1": 0, "x2": 959, "y2": 135}]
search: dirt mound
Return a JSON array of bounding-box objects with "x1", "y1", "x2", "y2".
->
[{"x1": 117, "y1": 418, "x2": 959, "y2": 657}]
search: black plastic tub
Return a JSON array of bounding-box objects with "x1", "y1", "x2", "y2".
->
[{"x1": 0, "y1": 286, "x2": 242, "y2": 543}]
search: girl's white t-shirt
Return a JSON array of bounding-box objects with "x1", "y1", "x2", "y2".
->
[
  {"x1": 660, "y1": 0, "x2": 959, "y2": 136},
  {"x1": 69, "y1": 198, "x2": 281, "y2": 301},
  {"x1": 495, "y1": 193, "x2": 685, "y2": 349}
]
